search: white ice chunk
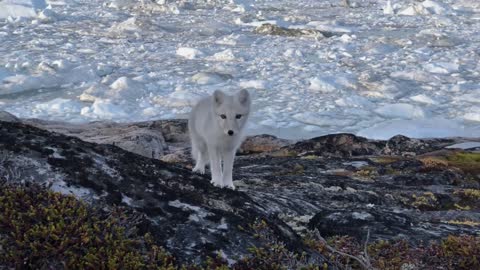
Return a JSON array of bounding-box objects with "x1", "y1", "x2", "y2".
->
[
  {"x1": 0, "y1": 0, "x2": 46, "y2": 19},
  {"x1": 207, "y1": 49, "x2": 236, "y2": 61},
  {"x1": 239, "y1": 80, "x2": 266, "y2": 90},
  {"x1": 81, "y1": 99, "x2": 128, "y2": 120},
  {"x1": 176, "y1": 47, "x2": 205, "y2": 60},
  {"x1": 308, "y1": 75, "x2": 357, "y2": 93},
  {"x1": 446, "y1": 142, "x2": 480, "y2": 150},
  {"x1": 410, "y1": 94, "x2": 437, "y2": 105},
  {"x1": 424, "y1": 62, "x2": 459, "y2": 74},
  {"x1": 374, "y1": 103, "x2": 425, "y2": 119},
  {"x1": 358, "y1": 118, "x2": 479, "y2": 139}
]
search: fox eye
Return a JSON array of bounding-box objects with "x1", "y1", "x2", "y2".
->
[
  {"x1": 236, "y1": 114, "x2": 242, "y2": 119},
  {"x1": 220, "y1": 114, "x2": 226, "y2": 119}
]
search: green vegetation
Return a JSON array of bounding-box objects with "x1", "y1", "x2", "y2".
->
[
  {"x1": 1, "y1": 182, "x2": 479, "y2": 269},
  {"x1": 0, "y1": 182, "x2": 175, "y2": 269},
  {"x1": 446, "y1": 152, "x2": 480, "y2": 175},
  {"x1": 411, "y1": 192, "x2": 438, "y2": 210},
  {"x1": 305, "y1": 234, "x2": 480, "y2": 270}
]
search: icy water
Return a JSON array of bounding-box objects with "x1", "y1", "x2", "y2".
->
[{"x1": 1, "y1": 0, "x2": 479, "y2": 139}]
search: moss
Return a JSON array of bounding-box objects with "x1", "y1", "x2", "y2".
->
[
  {"x1": 232, "y1": 219, "x2": 323, "y2": 270},
  {"x1": 0, "y1": 183, "x2": 326, "y2": 270},
  {"x1": 445, "y1": 220, "x2": 480, "y2": 227},
  {"x1": 411, "y1": 192, "x2": 438, "y2": 210},
  {"x1": 453, "y1": 189, "x2": 480, "y2": 210},
  {"x1": 455, "y1": 188, "x2": 480, "y2": 200},
  {"x1": 0, "y1": 182, "x2": 175, "y2": 269},
  {"x1": 305, "y1": 234, "x2": 480, "y2": 270},
  {"x1": 274, "y1": 163, "x2": 305, "y2": 176},
  {"x1": 445, "y1": 152, "x2": 480, "y2": 175},
  {"x1": 354, "y1": 166, "x2": 378, "y2": 179},
  {"x1": 301, "y1": 155, "x2": 319, "y2": 160},
  {"x1": 419, "y1": 157, "x2": 449, "y2": 169},
  {"x1": 269, "y1": 149, "x2": 298, "y2": 157},
  {"x1": 369, "y1": 156, "x2": 402, "y2": 165}
]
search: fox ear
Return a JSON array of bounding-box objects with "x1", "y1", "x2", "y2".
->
[
  {"x1": 237, "y1": 89, "x2": 250, "y2": 106},
  {"x1": 213, "y1": 90, "x2": 225, "y2": 106}
]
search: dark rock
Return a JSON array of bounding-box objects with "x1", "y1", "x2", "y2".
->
[
  {"x1": 239, "y1": 134, "x2": 292, "y2": 154},
  {"x1": 383, "y1": 135, "x2": 455, "y2": 156},
  {"x1": 2, "y1": 119, "x2": 479, "y2": 263},
  {"x1": 308, "y1": 209, "x2": 413, "y2": 241},
  {"x1": 285, "y1": 133, "x2": 385, "y2": 157},
  {"x1": 0, "y1": 120, "x2": 306, "y2": 264},
  {"x1": 0, "y1": 111, "x2": 20, "y2": 123},
  {"x1": 254, "y1": 23, "x2": 324, "y2": 38},
  {"x1": 393, "y1": 170, "x2": 460, "y2": 186}
]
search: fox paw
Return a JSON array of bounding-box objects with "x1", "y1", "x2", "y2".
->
[
  {"x1": 224, "y1": 183, "x2": 235, "y2": 190},
  {"x1": 192, "y1": 165, "x2": 205, "y2": 174},
  {"x1": 210, "y1": 179, "x2": 223, "y2": 187}
]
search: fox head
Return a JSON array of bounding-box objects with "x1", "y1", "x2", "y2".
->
[{"x1": 212, "y1": 89, "x2": 251, "y2": 137}]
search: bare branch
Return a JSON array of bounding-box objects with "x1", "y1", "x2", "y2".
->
[{"x1": 312, "y1": 229, "x2": 375, "y2": 270}]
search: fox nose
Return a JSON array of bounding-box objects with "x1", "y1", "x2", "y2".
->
[{"x1": 227, "y1": 130, "x2": 234, "y2": 136}]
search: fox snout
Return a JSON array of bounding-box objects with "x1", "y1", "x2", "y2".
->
[{"x1": 227, "y1": 130, "x2": 234, "y2": 136}]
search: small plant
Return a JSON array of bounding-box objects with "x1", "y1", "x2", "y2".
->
[
  {"x1": 445, "y1": 152, "x2": 480, "y2": 175},
  {"x1": 411, "y1": 192, "x2": 438, "y2": 210},
  {"x1": 233, "y1": 219, "x2": 323, "y2": 270},
  {"x1": 305, "y1": 233, "x2": 480, "y2": 270},
  {"x1": 0, "y1": 182, "x2": 175, "y2": 269}
]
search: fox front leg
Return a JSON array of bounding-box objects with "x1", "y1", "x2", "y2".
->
[
  {"x1": 222, "y1": 150, "x2": 236, "y2": 190},
  {"x1": 208, "y1": 147, "x2": 223, "y2": 187}
]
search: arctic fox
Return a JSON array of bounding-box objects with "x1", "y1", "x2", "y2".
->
[{"x1": 188, "y1": 89, "x2": 251, "y2": 189}]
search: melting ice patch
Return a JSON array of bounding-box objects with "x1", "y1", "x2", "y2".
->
[{"x1": 357, "y1": 118, "x2": 480, "y2": 140}]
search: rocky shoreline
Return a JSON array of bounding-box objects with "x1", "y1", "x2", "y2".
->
[{"x1": 1, "y1": 111, "x2": 479, "y2": 268}]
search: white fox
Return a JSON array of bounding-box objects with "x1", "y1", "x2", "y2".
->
[{"x1": 188, "y1": 89, "x2": 251, "y2": 189}]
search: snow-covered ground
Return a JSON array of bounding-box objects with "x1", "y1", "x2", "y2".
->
[{"x1": 1, "y1": 0, "x2": 479, "y2": 139}]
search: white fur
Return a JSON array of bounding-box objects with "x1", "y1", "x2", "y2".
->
[{"x1": 188, "y1": 89, "x2": 251, "y2": 189}]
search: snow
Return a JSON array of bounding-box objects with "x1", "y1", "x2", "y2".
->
[{"x1": 1, "y1": 0, "x2": 480, "y2": 140}]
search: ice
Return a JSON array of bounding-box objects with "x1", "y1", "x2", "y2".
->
[
  {"x1": 410, "y1": 94, "x2": 437, "y2": 105},
  {"x1": 207, "y1": 49, "x2": 237, "y2": 62},
  {"x1": 0, "y1": 0, "x2": 46, "y2": 19},
  {"x1": 37, "y1": 6, "x2": 57, "y2": 23},
  {"x1": 396, "y1": 0, "x2": 453, "y2": 16},
  {"x1": 446, "y1": 142, "x2": 480, "y2": 150},
  {"x1": 374, "y1": 103, "x2": 425, "y2": 119},
  {"x1": 464, "y1": 112, "x2": 480, "y2": 122},
  {"x1": 358, "y1": 118, "x2": 479, "y2": 140},
  {"x1": 1, "y1": 62, "x2": 97, "y2": 96},
  {"x1": 34, "y1": 98, "x2": 83, "y2": 116},
  {"x1": 422, "y1": 0, "x2": 452, "y2": 15},
  {"x1": 1, "y1": 0, "x2": 479, "y2": 140},
  {"x1": 239, "y1": 80, "x2": 266, "y2": 90},
  {"x1": 109, "y1": 17, "x2": 139, "y2": 33},
  {"x1": 424, "y1": 62, "x2": 459, "y2": 74},
  {"x1": 191, "y1": 72, "x2": 230, "y2": 85},
  {"x1": 384, "y1": 0, "x2": 394, "y2": 15},
  {"x1": 176, "y1": 47, "x2": 204, "y2": 60},
  {"x1": 81, "y1": 99, "x2": 128, "y2": 120},
  {"x1": 308, "y1": 74, "x2": 357, "y2": 93},
  {"x1": 306, "y1": 21, "x2": 354, "y2": 33}
]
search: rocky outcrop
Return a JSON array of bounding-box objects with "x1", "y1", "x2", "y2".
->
[
  {"x1": 254, "y1": 23, "x2": 325, "y2": 38},
  {"x1": 0, "y1": 120, "x2": 308, "y2": 264},
  {"x1": 1, "y1": 117, "x2": 479, "y2": 265}
]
